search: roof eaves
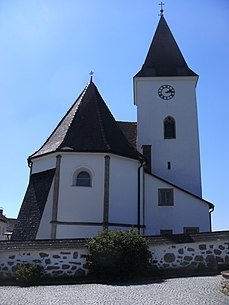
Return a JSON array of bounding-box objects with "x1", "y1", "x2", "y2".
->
[
  {"x1": 29, "y1": 147, "x2": 144, "y2": 162},
  {"x1": 146, "y1": 171, "x2": 214, "y2": 208}
]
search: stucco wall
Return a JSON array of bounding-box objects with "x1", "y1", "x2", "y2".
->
[
  {"x1": 144, "y1": 174, "x2": 210, "y2": 236},
  {"x1": 135, "y1": 77, "x2": 202, "y2": 197},
  {"x1": 109, "y1": 155, "x2": 141, "y2": 225},
  {"x1": 36, "y1": 181, "x2": 54, "y2": 239},
  {"x1": 34, "y1": 153, "x2": 142, "y2": 239},
  {"x1": 56, "y1": 225, "x2": 103, "y2": 239},
  {"x1": 57, "y1": 153, "x2": 104, "y2": 224},
  {"x1": 31, "y1": 155, "x2": 56, "y2": 174},
  {"x1": 34, "y1": 153, "x2": 104, "y2": 239}
]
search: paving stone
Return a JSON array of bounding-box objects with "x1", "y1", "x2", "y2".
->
[{"x1": 0, "y1": 276, "x2": 228, "y2": 305}]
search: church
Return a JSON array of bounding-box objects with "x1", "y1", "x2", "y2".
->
[{"x1": 12, "y1": 13, "x2": 214, "y2": 241}]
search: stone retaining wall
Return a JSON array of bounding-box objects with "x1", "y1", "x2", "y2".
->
[
  {"x1": 0, "y1": 240, "x2": 88, "y2": 279},
  {"x1": 149, "y1": 240, "x2": 228, "y2": 271},
  {"x1": 147, "y1": 231, "x2": 229, "y2": 272},
  {"x1": 0, "y1": 231, "x2": 228, "y2": 279}
]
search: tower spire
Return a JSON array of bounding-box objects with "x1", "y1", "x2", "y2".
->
[
  {"x1": 134, "y1": 14, "x2": 197, "y2": 77},
  {"x1": 159, "y1": 2, "x2": 165, "y2": 16}
]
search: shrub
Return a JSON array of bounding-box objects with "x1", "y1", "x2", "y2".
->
[
  {"x1": 15, "y1": 264, "x2": 44, "y2": 285},
  {"x1": 86, "y1": 230, "x2": 152, "y2": 280}
]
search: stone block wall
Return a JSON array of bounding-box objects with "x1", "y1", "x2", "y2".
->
[
  {"x1": 149, "y1": 240, "x2": 228, "y2": 271},
  {"x1": 0, "y1": 231, "x2": 228, "y2": 279},
  {"x1": 0, "y1": 240, "x2": 88, "y2": 279}
]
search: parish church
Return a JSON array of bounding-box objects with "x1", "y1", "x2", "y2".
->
[{"x1": 12, "y1": 11, "x2": 214, "y2": 241}]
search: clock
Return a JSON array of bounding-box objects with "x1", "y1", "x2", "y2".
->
[{"x1": 158, "y1": 85, "x2": 175, "y2": 100}]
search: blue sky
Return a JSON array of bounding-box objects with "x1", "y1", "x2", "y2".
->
[{"x1": 0, "y1": 0, "x2": 228, "y2": 231}]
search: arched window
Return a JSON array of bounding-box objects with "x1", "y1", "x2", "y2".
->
[
  {"x1": 76, "y1": 171, "x2": 91, "y2": 187},
  {"x1": 164, "y1": 116, "x2": 176, "y2": 139}
]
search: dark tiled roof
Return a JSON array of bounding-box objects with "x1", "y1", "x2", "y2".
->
[
  {"x1": 135, "y1": 16, "x2": 197, "y2": 77},
  {"x1": 0, "y1": 238, "x2": 86, "y2": 251},
  {"x1": 11, "y1": 169, "x2": 55, "y2": 241},
  {"x1": 146, "y1": 230, "x2": 229, "y2": 244},
  {"x1": 30, "y1": 82, "x2": 142, "y2": 161},
  {"x1": 0, "y1": 231, "x2": 228, "y2": 250},
  {"x1": 6, "y1": 218, "x2": 17, "y2": 232},
  {"x1": 117, "y1": 121, "x2": 137, "y2": 149},
  {"x1": 0, "y1": 213, "x2": 7, "y2": 223}
]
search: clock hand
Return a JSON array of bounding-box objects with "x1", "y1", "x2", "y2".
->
[{"x1": 165, "y1": 89, "x2": 172, "y2": 94}]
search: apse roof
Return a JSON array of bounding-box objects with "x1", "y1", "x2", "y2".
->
[{"x1": 30, "y1": 81, "x2": 142, "y2": 161}]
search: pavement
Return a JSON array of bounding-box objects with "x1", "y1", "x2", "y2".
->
[{"x1": 0, "y1": 275, "x2": 228, "y2": 305}]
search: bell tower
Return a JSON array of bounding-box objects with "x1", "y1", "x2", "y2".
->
[{"x1": 134, "y1": 14, "x2": 202, "y2": 197}]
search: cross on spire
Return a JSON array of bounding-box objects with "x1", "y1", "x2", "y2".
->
[
  {"x1": 89, "y1": 71, "x2": 94, "y2": 82},
  {"x1": 159, "y1": 2, "x2": 165, "y2": 16}
]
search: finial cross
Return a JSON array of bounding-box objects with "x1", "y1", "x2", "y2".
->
[
  {"x1": 89, "y1": 71, "x2": 94, "y2": 82},
  {"x1": 159, "y1": 2, "x2": 165, "y2": 16}
]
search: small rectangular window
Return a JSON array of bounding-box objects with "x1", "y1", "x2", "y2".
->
[
  {"x1": 168, "y1": 162, "x2": 171, "y2": 170},
  {"x1": 183, "y1": 227, "x2": 199, "y2": 234},
  {"x1": 158, "y1": 189, "x2": 174, "y2": 206},
  {"x1": 160, "y1": 229, "x2": 173, "y2": 236}
]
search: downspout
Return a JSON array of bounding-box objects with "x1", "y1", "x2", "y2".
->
[
  {"x1": 103, "y1": 155, "x2": 110, "y2": 230},
  {"x1": 51, "y1": 154, "x2": 62, "y2": 239},
  {"x1": 209, "y1": 206, "x2": 214, "y2": 232},
  {"x1": 139, "y1": 145, "x2": 151, "y2": 234},
  {"x1": 137, "y1": 159, "x2": 145, "y2": 233},
  {"x1": 142, "y1": 166, "x2": 145, "y2": 235},
  {"x1": 27, "y1": 158, "x2": 33, "y2": 177}
]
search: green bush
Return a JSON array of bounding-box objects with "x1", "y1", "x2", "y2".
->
[
  {"x1": 15, "y1": 264, "x2": 44, "y2": 285},
  {"x1": 86, "y1": 230, "x2": 152, "y2": 280}
]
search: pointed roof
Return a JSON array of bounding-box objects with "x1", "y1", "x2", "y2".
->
[
  {"x1": 135, "y1": 15, "x2": 197, "y2": 77},
  {"x1": 30, "y1": 81, "x2": 142, "y2": 161},
  {"x1": 11, "y1": 169, "x2": 56, "y2": 241}
]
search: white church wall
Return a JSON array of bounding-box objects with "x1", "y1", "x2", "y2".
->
[
  {"x1": 109, "y1": 155, "x2": 139, "y2": 225},
  {"x1": 57, "y1": 153, "x2": 104, "y2": 225},
  {"x1": 31, "y1": 152, "x2": 143, "y2": 239},
  {"x1": 144, "y1": 174, "x2": 210, "y2": 236},
  {"x1": 36, "y1": 181, "x2": 55, "y2": 239},
  {"x1": 32, "y1": 152, "x2": 106, "y2": 239},
  {"x1": 135, "y1": 77, "x2": 202, "y2": 197},
  {"x1": 56, "y1": 225, "x2": 103, "y2": 239},
  {"x1": 31, "y1": 155, "x2": 56, "y2": 174}
]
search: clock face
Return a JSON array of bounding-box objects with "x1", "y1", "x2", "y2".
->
[{"x1": 158, "y1": 85, "x2": 175, "y2": 100}]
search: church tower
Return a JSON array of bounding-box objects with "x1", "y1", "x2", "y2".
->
[{"x1": 134, "y1": 14, "x2": 202, "y2": 197}]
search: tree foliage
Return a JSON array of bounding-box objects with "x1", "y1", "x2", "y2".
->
[
  {"x1": 86, "y1": 230, "x2": 152, "y2": 280},
  {"x1": 15, "y1": 264, "x2": 44, "y2": 285}
]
